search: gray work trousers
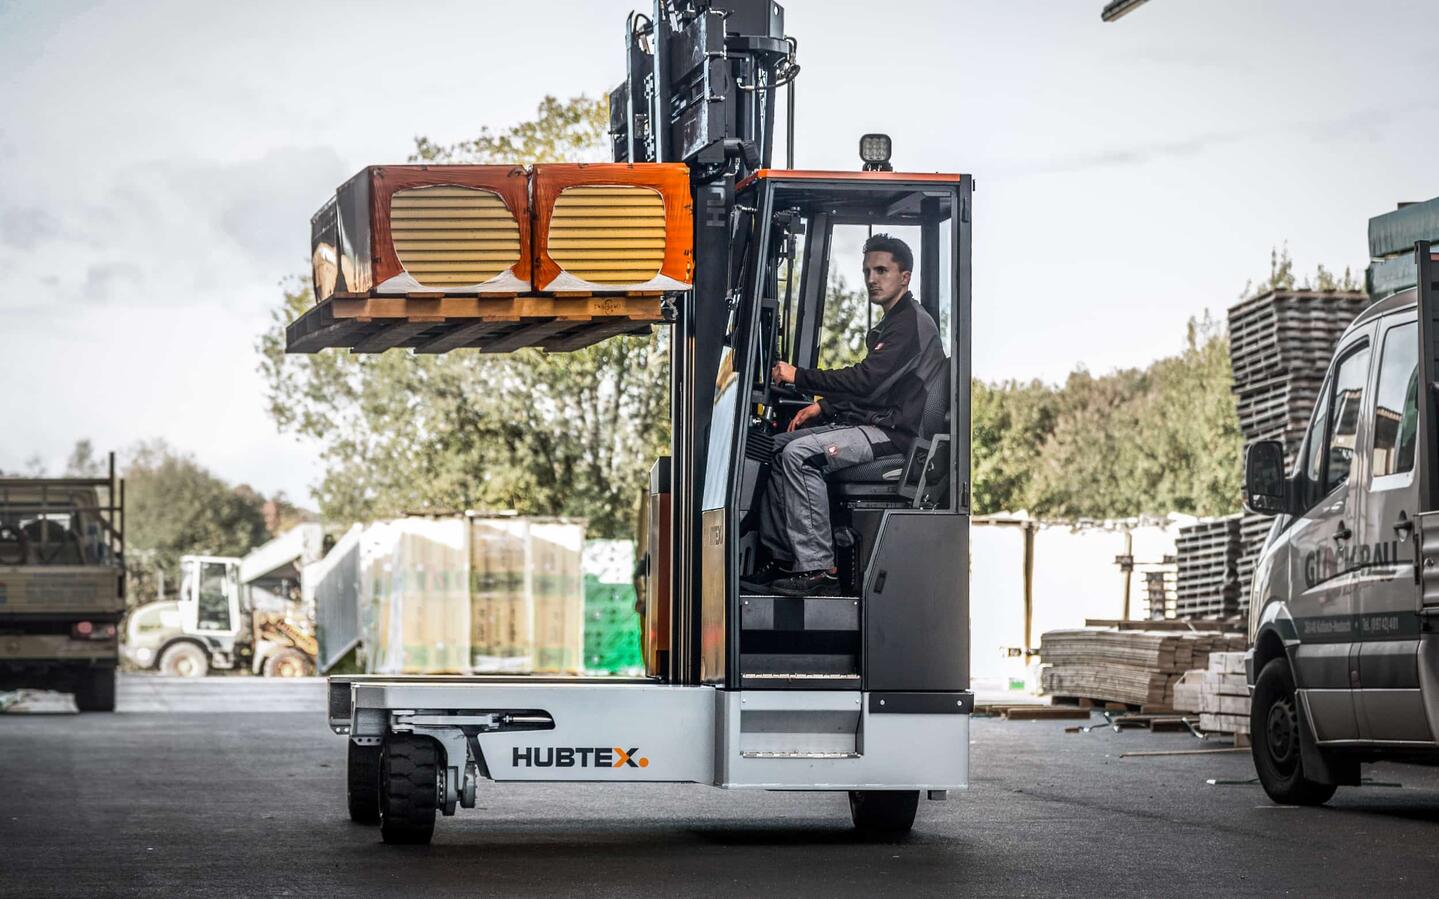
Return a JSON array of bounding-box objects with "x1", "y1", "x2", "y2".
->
[{"x1": 759, "y1": 424, "x2": 888, "y2": 571}]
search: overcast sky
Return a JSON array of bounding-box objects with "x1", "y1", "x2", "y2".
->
[{"x1": 1, "y1": 0, "x2": 1434, "y2": 503}]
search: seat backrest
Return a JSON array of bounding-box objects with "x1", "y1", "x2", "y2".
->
[{"x1": 918, "y1": 354, "x2": 950, "y2": 440}]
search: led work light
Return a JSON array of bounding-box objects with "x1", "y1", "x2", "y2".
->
[{"x1": 859, "y1": 133, "x2": 893, "y2": 172}]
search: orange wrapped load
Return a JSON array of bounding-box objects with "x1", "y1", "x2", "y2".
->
[
  {"x1": 532, "y1": 163, "x2": 693, "y2": 293},
  {"x1": 312, "y1": 165, "x2": 531, "y2": 302}
]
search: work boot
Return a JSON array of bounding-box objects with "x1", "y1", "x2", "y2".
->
[
  {"x1": 769, "y1": 569, "x2": 840, "y2": 597},
  {"x1": 739, "y1": 559, "x2": 790, "y2": 593}
]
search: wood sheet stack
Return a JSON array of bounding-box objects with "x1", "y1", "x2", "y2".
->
[
  {"x1": 1039, "y1": 628, "x2": 1247, "y2": 708},
  {"x1": 1234, "y1": 513, "x2": 1273, "y2": 615},
  {"x1": 1175, "y1": 516, "x2": 1242, "y2": 618},
  {"x1": 1172, "y1": 651, "x2": 1250, "y2": 734}
]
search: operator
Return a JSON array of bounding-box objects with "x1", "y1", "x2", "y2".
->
[{"x1": 750, "y1": 234, "x2": 946, "y2": 597}]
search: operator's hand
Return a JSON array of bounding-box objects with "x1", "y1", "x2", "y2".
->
[
  {"x1": 788, "y1": 402, "x2": 822, "y2": 432},
  {"x1": 771, "y1": 360, "x2": 797, "y2": 386}
]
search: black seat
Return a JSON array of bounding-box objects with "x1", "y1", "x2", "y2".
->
[{"x1": 831, "y1": 363, "x2": 950, "y2": 489}]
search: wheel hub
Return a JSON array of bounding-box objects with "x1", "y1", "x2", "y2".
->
[{"x1": 1266, "y1": 695, "x2": 1299, "y2": 769}]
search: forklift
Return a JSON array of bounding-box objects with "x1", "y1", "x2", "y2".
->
[{"x1": 298, "y1": 0, "x2": 971, "y2": 842}]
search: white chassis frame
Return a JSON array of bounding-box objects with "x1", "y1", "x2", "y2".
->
[{"x1": 339, "y1": 680, "x2": 969, "y2": 816}]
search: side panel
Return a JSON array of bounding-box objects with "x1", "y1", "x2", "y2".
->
[
  {"x1": 0, "y1": 567, "x2": 122, "y2": 615},
  {"x1": 715, "y1": 689, "x2": 969, "y2": 789},
  {"x1": 353, "y1": 682, "x2": 715, "y2": 784},
  {"x1": 863, "y1": 512, "x2": 968, "y2": 692}
]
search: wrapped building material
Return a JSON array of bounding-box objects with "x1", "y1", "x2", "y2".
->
[
  {"x1": 466, "y1": 517, "x2": 585, "y2": 675},
  {"x1": 305, "y1": 524, "x2": 363, "y2": 673},
  {"x1": 361, "y1": 518, "x2": 471, "y2": 674}
]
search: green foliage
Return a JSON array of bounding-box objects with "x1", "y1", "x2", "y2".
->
[
  {"x1": 121, "y1": 441, "x2": 270, "y2": 603},
  {"x1": 260, "y1": 95, "x2": 668, "y2": 537},
  {"x1": 816, "y1": 276, "x2": 871, "y2": 369},
  {"x1": 1242, "y1": 243, "x2": 1361, "y2": 299},
  {"x1": 971, "y1": 314, "x2": 1244, "y2": 519}
]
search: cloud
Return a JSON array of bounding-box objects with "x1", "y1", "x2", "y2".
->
[
  {"x1": 0, "y1": 206, "x2": 63, "y2": 249},
  {"x1": 81, "y1": 261, "x2": 142, "y2": 303},
  {"x1": 0, "y1": 145, "x2": 347, "y2": 314}
]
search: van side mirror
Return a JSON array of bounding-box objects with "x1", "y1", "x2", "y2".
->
[{"x1": 1243, "y1": 440, "x2": 1288, "y2": 516}]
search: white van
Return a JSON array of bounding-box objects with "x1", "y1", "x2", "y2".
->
[{"x1": 1243, "y1": 234, "x2": 1439, "y2": 803}]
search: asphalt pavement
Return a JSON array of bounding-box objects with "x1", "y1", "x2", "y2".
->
[{"x1": 3, "y1": 676, "x2": 1438, "y2": 897}]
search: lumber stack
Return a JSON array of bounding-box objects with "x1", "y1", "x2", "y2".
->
[
  {"x1": 1172, "y1": 651, "x2": 1251, "y2": 734},
  {"x1": 1039, "y1": 628, "x2": 1246, "y2": 708},
  {"x1": 1175, "y1": 516, "x2": 1242, "y2": 618}
]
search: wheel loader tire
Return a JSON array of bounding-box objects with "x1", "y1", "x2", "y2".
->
[
  {"x1": 380, "y1": 734, "x2": 439, "y2": 845},
  {"x1": 74, "y1": 667, "x2": 116, "y2": 712},
  {"x1": 158, "y1": 642, "x2": 209, "y2": 678},
  {"x1": 262, "y1": 648, "x2": 315, "y2": 678},
  {"x1": 348, "y1": 741, "x2": 382, "y2": 825},
  {"x1": 1251, "y1": 657, "x2": 1338, "y2": 806},
  {"x1": 848, "y1": 790, "x2": 919, "y2": 837}
]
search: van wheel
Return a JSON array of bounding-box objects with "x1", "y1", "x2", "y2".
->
[
  {"x1": 158, "y1": 642, "x2": 209, "y2": 678},
  {"x1": 1251, "y1": 657, "x2": 1337, "y2": 806},
  {"x1": 262, "y1": 649, "x2": 314, "y2": 678},
  {"x1": 848, "y1": 790, "x2": 919, "y2": 837},
  {"x1": 347, "y1": 742, "x2": 381, "y2": 825},
  {"x1": 74, "y1": 667, "x2": 116, "y2": 712},
  {"x1": 380, "y1": 735, "x2": 439, "y2": 845}
]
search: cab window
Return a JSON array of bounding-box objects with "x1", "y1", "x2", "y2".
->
[
  {"x1": 1323, "y1": 344, "x2": 1370, "y2": 494},
  {"x1": 1371, "y1": 321, "x2": 1418, "y2": 482}
]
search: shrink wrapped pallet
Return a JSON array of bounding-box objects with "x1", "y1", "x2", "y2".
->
[
  {"x1": 465, "y1": 516, "x2": 584, "y2": 674},
  {"x1": 468, "y1": 519, "x2": 531, "y2": 671},
  {"x1": 529, "y1": 521, "x2": 585, "y2": 673},
  {"x1": 360, "y1": 518, "x2": 471, "y2": 674}
]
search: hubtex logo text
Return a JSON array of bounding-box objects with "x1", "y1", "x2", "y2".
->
[{"x1": 512, "y1": 746, "x2": 650, "y2": 769}]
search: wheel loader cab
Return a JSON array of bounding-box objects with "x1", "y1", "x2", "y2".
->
[{"x1": 697, "y1": 170, "x2": 971, "y2": 691}]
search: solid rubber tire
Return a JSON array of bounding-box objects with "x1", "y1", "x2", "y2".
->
[
  {"x1": 158, "y1": 642, "x2": 209, "y2": 678},
  {"x1": 1251, "y1": 657, "x2": 1338, "y2": 806},
  {"x1": 380, "y1": 735, "x2": 439, "y2": 844},
  {"x1": 262, "y1": 649, "x2": 315, "y2": 678},
  {"x1": 347, "y1": 742, "x2": 382, "y2": 825},
  {"x1": 848, "y1": 790, "x2": 919, "y2": 836},
  {"x1": 74, "y1": 667, "x2": 116, "y2": 712}
]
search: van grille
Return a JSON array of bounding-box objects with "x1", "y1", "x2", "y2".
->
[
  {"x1": 389, "y1": 186, "x2": 521, "y2": 287},
  {"x1": 546, "y1": 186, "x2": 666, "y2": 285}
]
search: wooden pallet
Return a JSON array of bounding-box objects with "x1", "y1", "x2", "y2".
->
[{"x1": 286, "y1": 294, "x2": 667, "y2": 355}]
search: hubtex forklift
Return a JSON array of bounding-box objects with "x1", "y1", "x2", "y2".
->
[{"x1": 300, "y1": 0, "x2": 972, "y2": 842}]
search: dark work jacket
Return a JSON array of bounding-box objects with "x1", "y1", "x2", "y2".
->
[{"x1": 793, "y1": 293, "x2": 947, "y2": 454}]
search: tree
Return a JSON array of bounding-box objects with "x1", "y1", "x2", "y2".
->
[
  {"x1": 64, "y1": 439, "x2": 106, "y2": 477},
  {"x1": 121, "y1": 440, "x2": 270, "y2": 604},
  {"x1": 259, "y1": 95, "x2": 669, "y2": 537}
]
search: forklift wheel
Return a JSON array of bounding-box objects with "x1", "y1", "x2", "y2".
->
[
  {"x1": 1251, "y1": 658, "x2": 1337, "y2": 806},
  {"x1": 379, "y1": 735, "x2": 439, "y2": 845},
  {"x1": 347, "y1": 741, "x2": 382, "y2": 825},
  {"x1": 848, "y1": 790, "x2": 919, "y2": 837}
]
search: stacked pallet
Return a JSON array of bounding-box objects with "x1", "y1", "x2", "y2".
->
[
  {"x1": 1172, "y1": 651, "x2": 1251, "y2": 735},
  {"x1": 1039, "y1": 628, "x2": 1246, "y2": 708},
  {"x1": 1227, "y1": 290, "x2": 1370, "y2": 463},
  {"x1": 1234, "y1": 513, "x2": 1273, "y2": 614},
  {"x1": 1227, "y1": 289, "x2": 1371, "y2": 607},
  {"x1": 582, "y1": 540, "x2": 643, "y2": 675},
  {"x1": 1175, "y1": 516, "x2": 1242, "y2": 617}
]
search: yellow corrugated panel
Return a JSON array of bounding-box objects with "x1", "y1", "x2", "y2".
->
[
  {"x1": 548, "y1": 186, "x2": 665, "y2": 284},
  {"x1": 390, "y1": 186, "x2": 520, "y2": 286}
]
